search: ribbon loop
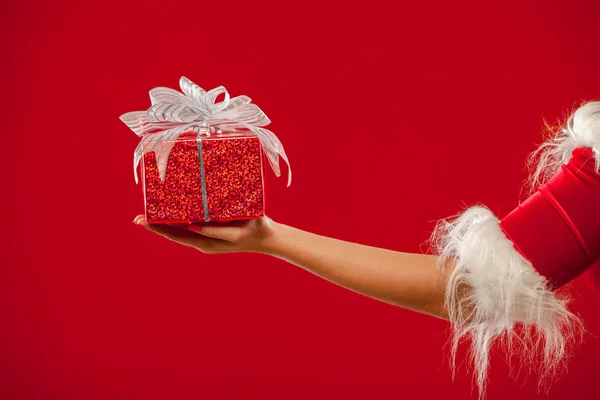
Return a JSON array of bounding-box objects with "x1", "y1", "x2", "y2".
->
[{"x1": 120, "y1": 77, "x2": 291, "y2": 186}]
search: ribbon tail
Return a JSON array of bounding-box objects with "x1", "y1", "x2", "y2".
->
[
  {"x1": 242, "y1": 124, "x2": 292, "y2": 187},
  {"x1": 121, "y1": 111, "x2": 149, "y2": 136},
  {"x1": 151, "y1": 125, "x2": 190, "y2": 182},
  {"x1": 133, "y1": 134, "x2": 160, "y2": 184},
  {"x1": 133, "y1": 126, "x2": 190, "y2": 183},
  {"x1": 153, "y1": 126, "x2": 189, "y2": 181}
]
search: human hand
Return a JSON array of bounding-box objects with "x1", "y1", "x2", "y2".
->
[{"x1": 133, "y1": 215, "x2": 278, "y2": 254}]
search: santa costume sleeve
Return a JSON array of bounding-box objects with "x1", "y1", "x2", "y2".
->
[{"x1": 431, "y1": 101, "x2": 600, "y2": 396}]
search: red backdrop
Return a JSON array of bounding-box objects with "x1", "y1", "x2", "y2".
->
[{"x1": 2, "y1": 1, "x2": 599, "y2": 399}]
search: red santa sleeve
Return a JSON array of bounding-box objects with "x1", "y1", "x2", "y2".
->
[
  {"x1": 431, "y1": 101, "x2": 600, "y2": 397},
  {"x1": 584, "y1": 259, "x2": 600, "y2": 291}
]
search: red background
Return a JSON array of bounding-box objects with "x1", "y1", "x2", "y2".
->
[{"x1": 2, "y1": 1, "x2": 600, "y2": 399}]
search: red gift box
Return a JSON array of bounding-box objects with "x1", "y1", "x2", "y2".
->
[
  {"x1": 142, "y1": 132, "x2": 265, "y2": 223},
  {"x1": 121, "y1": 77, "x2": 291, "y2": 223}
]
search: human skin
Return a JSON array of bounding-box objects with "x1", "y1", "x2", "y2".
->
[{"x1": 133, "y1": 215, "x2": 450, "y2": 320}]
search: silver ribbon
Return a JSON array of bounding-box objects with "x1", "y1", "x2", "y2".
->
[{"x1": 120, "y1": 77, "x2": 291, "y2": 187}]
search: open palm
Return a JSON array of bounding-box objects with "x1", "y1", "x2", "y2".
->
[{"x1": 133, "y1": 215, "x2": 276, "y2": 254}]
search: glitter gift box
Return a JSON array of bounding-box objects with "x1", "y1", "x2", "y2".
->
[
  {"x1": 121, "y1": 77, "x2": 291, "y2": 224},
  {"x1": 141, "y1": 132, "x2": 265, "y2": 223}
]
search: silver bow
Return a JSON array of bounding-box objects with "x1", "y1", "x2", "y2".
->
[{"x1": 120, "y1": 77, "x2": 291, "y2": 186}]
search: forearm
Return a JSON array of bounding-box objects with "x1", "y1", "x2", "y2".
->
[{"x1": 259, "y1": 221, "x2": 449, "y2": 319}]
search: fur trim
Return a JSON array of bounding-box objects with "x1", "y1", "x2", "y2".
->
[
  {"x1": 431, "y1": 206, "x2": 582, "y2": 398},
  {"x1": 529, "y1": 101, "x2": 600, "y2": 190}
]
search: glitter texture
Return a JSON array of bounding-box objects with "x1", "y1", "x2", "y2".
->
[{"x1": 142, "y1": 133, "x2": 265, "y2": 223}]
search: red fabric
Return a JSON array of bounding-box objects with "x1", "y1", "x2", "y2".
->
[
  {"x1": 499, "y1": 147, "x2": 600, "y2": 289},
  {"x1": 584, "y1": 258, "x2": 600, "y2": 291}
]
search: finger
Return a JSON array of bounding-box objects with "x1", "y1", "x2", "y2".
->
[
  {"x1": 133, "y1": 216, "x2": 189, "y2": 230},
  {"x1": 188, "y1": 223, "x2": 246, "y2": 242},
  {"x1": 139, "y1": 219, "x2": 197, "y2": 242},
  {"x1": 137, "y1": 218, "x2": 232, "y2": 253},
  {"x1": 191, "y1": 219, "x2": 249, "y2": 228}
]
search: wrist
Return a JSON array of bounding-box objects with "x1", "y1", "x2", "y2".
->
[{"x1": 252, "y1": 217, "x2": 285, "y2": 255}]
